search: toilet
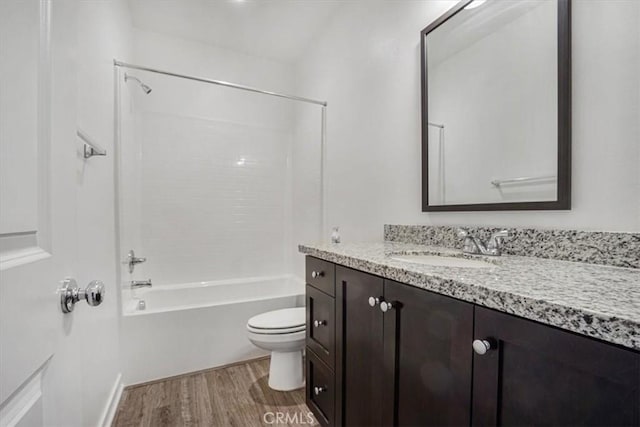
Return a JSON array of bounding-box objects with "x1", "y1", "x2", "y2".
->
[{"x1": 247, "y1": 307, "x2": 306, "y2": 391}]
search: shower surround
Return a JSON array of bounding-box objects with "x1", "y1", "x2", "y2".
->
[{"x1": 115, "y1": 31, "x2": 325, "y2": 384}]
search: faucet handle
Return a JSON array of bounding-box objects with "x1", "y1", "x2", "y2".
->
[
  {"x1": 490, "y1": 229, "x2": 510, "y2": 240},
  {"x1": 487, "y1": 229, "x2": 510, "y2": 252}
]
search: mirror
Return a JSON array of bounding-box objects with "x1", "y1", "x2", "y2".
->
[{"x1": 421, "y1": 0, "x2": 571, "y2": 211}]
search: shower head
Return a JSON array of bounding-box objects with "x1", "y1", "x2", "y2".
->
[{"x1": 124, "y1": 73, "x2": 152, "y2": 94}]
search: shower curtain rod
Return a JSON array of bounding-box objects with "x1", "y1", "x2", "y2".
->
[{"x1": 113, "y1": 60, "x2": 327, "y2": 107}]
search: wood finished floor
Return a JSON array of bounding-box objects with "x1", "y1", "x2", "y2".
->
[{"x1": 112, "y1": 357, "x2": 317, "y2": 427}]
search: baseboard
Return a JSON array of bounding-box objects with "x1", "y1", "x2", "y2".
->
[{"x1": 97, "y1": 373, "x2": 123, "y2": 427}]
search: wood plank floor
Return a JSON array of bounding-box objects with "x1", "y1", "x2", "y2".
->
[{"x1": 112, "y1": 357, "x2": 317, "y2": 427}]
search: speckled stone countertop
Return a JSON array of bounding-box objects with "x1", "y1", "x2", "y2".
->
[{"x1": 298, "y1": 242, "x2": 640, "y2": 351}]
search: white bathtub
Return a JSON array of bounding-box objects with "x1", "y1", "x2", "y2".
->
[{"x1": 121, "y1": 275, "x2": 304, "y2": 385}]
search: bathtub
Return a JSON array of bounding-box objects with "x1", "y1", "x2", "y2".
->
[{"x1": 121, "y1": 275, "x2": 304, "y2": 385}]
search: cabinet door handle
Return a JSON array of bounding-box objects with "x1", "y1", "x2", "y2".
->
[
  {"x1": 368, "y1": 296, "x2": 381, "y2": 307},
  {"x1": 380, "y1": 301, "x2": 395, "y2": 312},
  {"x1": 313, "y1": 320, "x2": 326, "y2": 327},
  {"x1": 314, "y1": 386, "x2": 326, "y2": 395},
  {"x1": 472, "y1": 339, "x2": 493, "y2": 355},
  {"x1": 311, "y1": 270, "x2": 324, "y2": 279}
]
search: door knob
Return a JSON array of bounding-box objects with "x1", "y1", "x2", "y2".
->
[
  {"x1": 311, "y1": 270, "x2": 324, "y2": 279},
  {"x1": 472, "y1": 339, "x2": 493, "y2": 355},
  {"x1": 380, "y1": 301, "x2": 395, "y2": 312},
  {"x1": 313, "y1": 320, "x2": 326, "y2": 327},
  {"x1": 368, "y1": 296, "x2": 380, "y2": 307},
  {"x1": 314, "y1": 386, "x2": 326, "y2": 395},
  {"x1": 84, "y1": 280, "x2": 105, "y2": 306},
  {"x1": 59, "y1": 278, "x2": 106, "y2": 313}
]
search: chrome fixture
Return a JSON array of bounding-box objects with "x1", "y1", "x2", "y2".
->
[
  {"x1": 457, "y1": 228, "x2": 510, "y2": 256},
  {"x1": 124, "y1": 73, "x2": 152, "y2": 94},
  {"x1": 77, "y1": 128, "x2": 106, "y2": 159},
  {"x1": 472, "y1": 339, "x2": 494, "y2": 355},
  {"x1": 368, "y1": 296, "x2": 381, "y2": 307},
  {"x1": 115, "y1": 60, "x2": 326, "y2": 106},
  {"x1": 491, "y1": 175, "x2": 557, "y2": 187},
  {"x1": 311, "y1": 270, "x2": 324, "y2": 279},
  {"x1": 59, "y1": 278, "x2": 105, "y2": 313},
  {"x1": 131, "y1": 279, "x2": 152, "y2": 289},
  {"x1": 125, "y1": 250, "x2": 146, "y2": 273},
  {"x1": 137, "y1": 300, "x2": 146, "y2": 311},
  {"x1": 313, "y1": 320, "x2": 327, "y2": 327}
]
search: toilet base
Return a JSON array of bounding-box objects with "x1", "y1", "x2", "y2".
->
[{"x1": 268, "y1": 350, "x2": 304, "y2": 391}]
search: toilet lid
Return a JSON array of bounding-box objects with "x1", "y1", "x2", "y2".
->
[{"x1": 247, "y1": 307, "x2": 305, "y2": 330}]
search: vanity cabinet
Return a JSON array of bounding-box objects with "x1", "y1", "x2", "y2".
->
[
  {"x1": 304, "y1": 256, "x2": 640, "y2": 427},
  {"x1": 472, "y1": 306, "x2": 640, "y2": 426}
]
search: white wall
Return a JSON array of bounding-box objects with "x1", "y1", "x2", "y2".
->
[
  {"x1": 76, "y1": 0, "x2": 133, "y2": 425},
  {"x1": 294, "y1": 0, "x2": 640, "y2": 241},
  {"x1": 119, "y1": 30, "x2": 310, "y2": 286}
]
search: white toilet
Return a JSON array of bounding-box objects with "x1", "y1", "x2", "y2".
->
[{"x1": 247, "y1": 307, "x2": 306, "y2": 391}]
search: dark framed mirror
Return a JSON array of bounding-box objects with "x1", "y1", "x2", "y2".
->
[{"x1": 421, "y1": 0, "x2": 571, "y2": 211}]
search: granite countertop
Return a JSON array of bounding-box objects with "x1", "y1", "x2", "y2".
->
[{"x1": 299, "y1": 241, "x2": 640, "y2": 351}]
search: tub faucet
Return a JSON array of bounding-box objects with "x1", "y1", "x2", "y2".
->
[
  {"x1": 457, "y1": 229, "x2": 510, "y2": 256},
  {"x1": 130, "y1": 279, "x2": 152, "y2": 289}
]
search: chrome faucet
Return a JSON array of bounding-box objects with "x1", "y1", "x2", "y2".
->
[
  {"x1": 130, "y1": 279, "x2": 152, "y2": 289},
  {"x1": 457, "y1": 228, "x2": 510, "y2": 256}
]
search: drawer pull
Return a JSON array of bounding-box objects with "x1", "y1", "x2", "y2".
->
[
  {"x1": 472, "y1": 339, "x2": 493, "y2": 355},
  {"x1": 313, "y1": 320, "x2": 327, "y2": 327},
  {"x1": 368, "y1": 296, "x2": 380, "y2": 307},
  {"x1": 311, "y1": 270, "x2": 324, "y2": 279},
  {"x1": 380, "y1": 301, "x2": 395, "y2": 312},
  {"x1": 314, "y1": 386, "x2": 327, "y2": 395}
]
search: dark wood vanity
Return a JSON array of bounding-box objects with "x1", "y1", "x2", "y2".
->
[{"x1": 304, "y1": 256, "x2": 640, "y2": 426}]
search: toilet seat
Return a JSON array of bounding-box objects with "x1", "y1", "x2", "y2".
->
[
  {"x1": 247, "y1": 307, "x2": 305, "y2": 334},
  {"x1": 247, "y1": 324, "x2": 305, "y2": 334},
  {"x1": 246, "y1": 329, "x2": 305, "y2": 344}
]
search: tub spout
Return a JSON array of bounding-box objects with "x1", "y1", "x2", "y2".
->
[{"x1": 131, "y1": 279, "x2": 152, "y2": 289}]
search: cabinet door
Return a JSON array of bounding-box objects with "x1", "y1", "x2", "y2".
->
[
  {"x1": 473, "y1": 307, "x2": 640, "y2": 426},
  {"x1": 337, "y1": 266, "x2": 384, "y2": 426},
  {"x1": 383, "y1": 280, "x2": 474, "y2": 426}
]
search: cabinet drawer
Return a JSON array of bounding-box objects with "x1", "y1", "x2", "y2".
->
[
  {"x1": 306, "y1": 257, "x2": 335, "y2": 296},
  {"x1": 306, "y1": 285, "x2": 335, "y2": 369},
  {"x1": 307, "y1": 349, "x2": 335, "y2": 426}
]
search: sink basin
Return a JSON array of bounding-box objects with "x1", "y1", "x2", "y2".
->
[{"x1": 389, "y1": 254, "x2": 495, "y2": 268}]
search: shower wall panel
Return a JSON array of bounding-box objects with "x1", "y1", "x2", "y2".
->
[{"x1": 133, "y1": 112, "x2": 291, "y2": 285}]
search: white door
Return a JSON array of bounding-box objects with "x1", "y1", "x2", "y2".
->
[{"x1": 0, "y1": 1, "x2": 109, "y2": 426}]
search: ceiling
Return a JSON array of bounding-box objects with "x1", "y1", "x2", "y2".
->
[{"x1": 128, "y1": 0, "x2": 344, "y2": 63}]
